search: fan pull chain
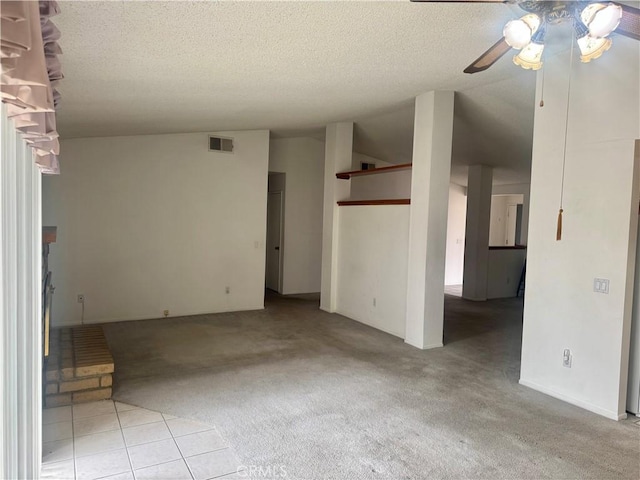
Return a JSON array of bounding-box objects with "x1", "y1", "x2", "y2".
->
[
  {"x1": 539, "y1": 67, "x2": 545, "y2": 107},
  {"x1": 557, "y1": 36, "x2": 575, "y2": 241}
]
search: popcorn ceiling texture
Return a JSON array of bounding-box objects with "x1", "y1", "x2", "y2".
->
[{"x1": 55, "y1": 1, "x2": 541, "y2": 184}]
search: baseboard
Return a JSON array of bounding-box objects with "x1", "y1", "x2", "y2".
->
[
  {"x1": 55, "y1": 305, "x2": 266, "y2": 326},
  {"x1": 404, "y1": 339, "x2": 444, "y2": 350},
  {"x1": 519, "y1": 378, "x2": 624, "y2": 421}
]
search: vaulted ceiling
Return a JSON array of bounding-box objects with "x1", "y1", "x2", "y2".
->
[{"x1": 56, "y1": 1, "x2": 589, "y2": 185}]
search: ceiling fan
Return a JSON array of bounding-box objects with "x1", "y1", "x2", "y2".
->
[{"x1": 411, "y1": 0, "x2": 640, "y2": 73}]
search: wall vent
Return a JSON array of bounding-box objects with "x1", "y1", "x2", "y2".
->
[{"x1": 209, "y1": 136, "x2": 234, "y2": 153}]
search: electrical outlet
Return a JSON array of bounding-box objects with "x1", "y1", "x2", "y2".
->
[
  {"x1": 163, "y1": 310, "x2": 169, "y2": 317},
  {"x1": 225, "y1": 286, "x2": 230, "y2": 294},
  {"x1": 563, "y1": 348, "x2": 572, "y2": 368},
  {"x1": 77, "y1": 294, "x2": 85, "y2": 304}
]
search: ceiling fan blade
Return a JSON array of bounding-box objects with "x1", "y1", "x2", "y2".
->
[
  {"x1": 615, "y1": 2, "x2": 640, "y2": 41},
  {"x1": 463, "y1": 37, "x2": 512, "y2": 74}
]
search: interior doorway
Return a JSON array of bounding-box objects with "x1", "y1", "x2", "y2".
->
[
  {"x1": 489, "y1": 194, "x2": 524, "y2": 246},
  {"x1": 266, "y1": 173, "x2": 285, "y2": 293},
  {"x1": 444, "y1": 183, "x2": 467, "y2": 297}
]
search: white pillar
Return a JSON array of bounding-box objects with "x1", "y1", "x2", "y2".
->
[
  {"x1": 462, "y1": 165, "x2": 493, "y2": 301},
  {"x1": 320, "y1": 122, "x2": 353, "y2": 312},
  {"x1": 405, "y1": 91, "x2": 454, "y2": 349}
]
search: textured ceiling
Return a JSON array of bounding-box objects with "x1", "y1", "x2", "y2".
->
[{"x1": 55, "y1": 0, "x2": 627, "y2": 185}]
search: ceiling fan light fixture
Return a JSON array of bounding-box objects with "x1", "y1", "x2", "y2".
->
[
  {"x1": 577, "y1": 35, "x2": 613, "y2": 62},
  {"x1": 503, "y1": 14, "x2": 541, "y2": 50},
  {"x1": 513, "y1": 41, "x2": 544, "y2": 70},
  {"x1": 580, "y1": 3, "x2": 622, "y2": 38}
]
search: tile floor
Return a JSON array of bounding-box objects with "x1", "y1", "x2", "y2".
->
[{"x1": 42, "y1": 400, "x2": 243, "y2": 480}]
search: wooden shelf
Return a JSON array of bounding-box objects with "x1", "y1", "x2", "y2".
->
[
  {"x1": 338, "y1": 199, "x2": 410, "y2": 206},
  {"x1": 336, "y1": 163, "x2": 412, "y2": 180}
]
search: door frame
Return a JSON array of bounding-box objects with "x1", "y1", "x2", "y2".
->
[{"x1": 266, "y1": 190, "x2": 285, "y2": 293}]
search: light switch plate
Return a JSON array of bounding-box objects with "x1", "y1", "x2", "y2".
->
[{"x1": 594, "y1": 278, "x2": 610, "y2": 294}]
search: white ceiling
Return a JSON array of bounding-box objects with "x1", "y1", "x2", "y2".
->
[{"x1": 55, "y1": 1, "x2": 560, "y2": 185}]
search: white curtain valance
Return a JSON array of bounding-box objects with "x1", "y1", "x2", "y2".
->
[{"x1": 1, "y1": 0, "x2": 63, "y2": 174}]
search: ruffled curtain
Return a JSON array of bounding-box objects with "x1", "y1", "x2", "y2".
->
[{"x1": 1, "y1": 0, "x2": 63, "y2": 174}]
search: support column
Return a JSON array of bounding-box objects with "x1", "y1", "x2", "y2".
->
[
  {"x1": 462, "y1": 165, "x2": 493, "y2": 301},
  {"x1": 405, "y1": 91, "x2": 454, "y2": 349},
  {"x1": 320, "y1": 122, "x2": 353, "y2": 312}
]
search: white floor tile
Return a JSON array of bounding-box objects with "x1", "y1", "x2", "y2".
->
[
  {"x1": 42, "y1": 438, "x2": 74, "y2": 464},
  {"x1": 175, "y1": 429, "x2": 227, "y2": 458},
  {"x1": 127, "y1": 438, "x2": 182, "y2": 471},
  {"x1": 134, "y1": 459, "x2": 192, "y2": 480},
  {"x1": 118, "y1": 408, "x2": 164, "y2": 428},
  {"x1": 43, "y1": 421, "x2": 73, "y2": 442},
  {"x1": 162, "y1": 413, "x2": 178, "y2": 420},
  {"x1": 41, "y1": 402, "x2": 238, "y2": 480},
  {"x1": 41, "y1": 458, "x2": 75, "y2": 480},
  {"x1": 99, "y1": 472, "x2": 135, "y2": 480},
  {"x1": 217, "y1": 471, "x2": 247, "y2": 480},
  {"x1": 75, "y1": 448, "x2": 131, "y2": 480},
  {"x1": 185, "y1": 449, "x2": 240, "y2": 480},
  {"x1": 73, "y1": 400, "x2": 116, "y2": 420},
  {"x1": 74, "y1": 412, "x2": 121, "y2": 437},
  {"x1": 166, "y1": 417, "x2": 214, "y2": 437},
  {"x1": 43, "y1": 406, "x2": 72, "y2": 425},
  {"x1": 122, "y1": 421, "x2": 172, "y2": 447},
  {"x1": 74, "y1": 429, "x2": 125, "y2": 458},
  {"x1": 115, "y1": 401, "x2": 139, "y2": 412}
]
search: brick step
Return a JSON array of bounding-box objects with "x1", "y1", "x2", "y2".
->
[{"x1": 45, "y1": 325, "x2": 115, "y2": 408}]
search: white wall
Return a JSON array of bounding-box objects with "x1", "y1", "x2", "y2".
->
[
  {"x1": 520, "y1": 34, "x2": 640, "y2": 420},
  {"x1": 269, "y1": 137, "x2": 325, "y2": 294},
  {"x1": 445, "y1": 183, "x2": 466, "y2": 285},
  {"x1": 487, "y1": 248, "x2": 526, "y2": 299},
  {"x1": 349, "y1": 169, "x2": 412, "y2": 201},
  {"x1": 352, "y1": 152, "x2": 392, "y2": 171},
  {"x1": 489, "y1": 195, "x2": 508, "y2": 246},
  {"x1": 42, "y1": 130, "x2": 270, "y2": 326},
  {"x1": 337, "y1": 205, "x2": 410, "y2": 338}
]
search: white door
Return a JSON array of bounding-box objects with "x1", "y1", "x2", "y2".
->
[
  {"x1": 505, "y1": 204, "x2": 518, "y2": 246},
  {"x1": 266, "y1": 192, "x2": 283, "y2": 292}
]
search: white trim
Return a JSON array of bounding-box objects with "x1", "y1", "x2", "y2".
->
[
  {"x1": 404, "y1": 339, "x2": 444, "y2": 350},
  {"x1": 519, "y1": 378, "x2": 624, "y2": 421},
  {"x1": 56, "y1": 305, "x2": 267, "y2": 326}
]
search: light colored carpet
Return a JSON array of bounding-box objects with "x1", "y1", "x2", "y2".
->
[{"x1": 104, "y1": 294, "x2": 640, "y2": 479}]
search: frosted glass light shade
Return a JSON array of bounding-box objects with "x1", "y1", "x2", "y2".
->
[
  {"x1": 577, "y1": 35, "x2": 612, "y2": 62},
  {"x1": 513, "y1": 42, "x2": 544, "y2": 70},
  {"x1": 504, "y1": 14, "x2": 541, "y2": 49},
  {"x1": 581, "y1": 3, "x2": 622, "y2": 38}
]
